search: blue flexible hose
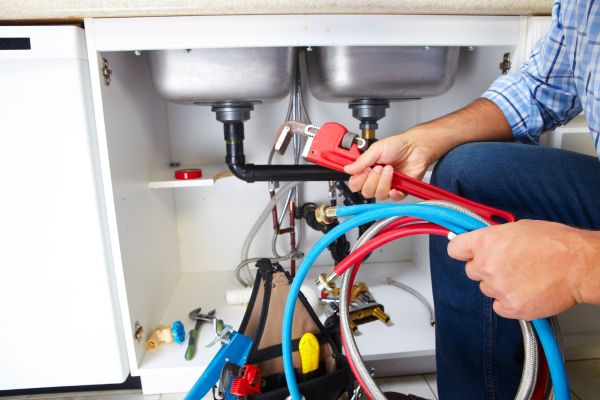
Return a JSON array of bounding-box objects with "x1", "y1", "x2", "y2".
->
[
  {"x1": 335, "y1": 203, "x2": 398, "y2": 216},
  {"x1": 281, "y1": 203, "x2": 569, "y2": 400},
  {"x1": 282, "y1": 204, "x2": 483, "y2": 399},
  {"x1": 532, "y1": 319, "x2": 570, "y2": 399}
]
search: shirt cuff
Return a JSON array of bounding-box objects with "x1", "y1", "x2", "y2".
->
[{"x1": 481, "y1": 73, "x2": 538, "y2": 143}]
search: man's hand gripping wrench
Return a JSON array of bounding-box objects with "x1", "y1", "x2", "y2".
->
[{"x1": 275, "y1": 121, "x2": 515, "y2": 224}]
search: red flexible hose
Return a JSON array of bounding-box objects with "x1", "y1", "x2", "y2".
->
[
  {"x1": 333, "y1": 224, "x2": 450, "y2": 276},
  {"x1": 338, "y1": 222, "x2": 550, "y2": 400},
  {"x1": 377, "y1": 216, "x2": 424, "y2": 233},
  {"x1": 340, "y1": 255, "x2": 369, "y2": 397},
  {"x1": 531, "y1": 350, "x2": 550, "y2": 399},
  {"x1": 337, "y1": 223, "x2": 450, "y2": 398}
]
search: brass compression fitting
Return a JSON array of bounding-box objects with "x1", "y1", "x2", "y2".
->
[
  {"x1": 361, "y1": 128, "x2": 376, "y2": 140},
  {"x1": 315, "y1": 268, "x2": 339, "y2": 292},
  {"x1": 315, "y1": 205, "x2": 338, "y2": 225}
]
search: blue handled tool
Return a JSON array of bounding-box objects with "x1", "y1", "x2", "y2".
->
[{"x1": 184, "y1": 319, "x2": 253, "y2": 400}]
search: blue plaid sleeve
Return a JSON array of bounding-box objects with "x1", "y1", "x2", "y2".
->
[{"x1": 481, "y1": 1, "x2": 582, "y2": 143}]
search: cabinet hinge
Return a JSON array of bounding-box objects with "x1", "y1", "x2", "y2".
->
[
  {"x1": 499, "y1": 52, "x2": 511, "y2": 75},
  {"x1": 134, "y1": 321, "x2": 144, "y2": 343},
  {"x1": 102, "y1": 57, "x2": 113, "y2": 86}
]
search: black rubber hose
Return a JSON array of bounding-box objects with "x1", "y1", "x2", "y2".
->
[
  {"x1": 336, "y1": 181, "x2": 367, "y2": 206},
  {"x1": 301, "y1": 203, "x2": 350, "y2": 264},
  {"x1": 336, "y1": 182, "x2": 374, "y2": 259},
  {"x1": 301, "y1": 203, "x2": 326, "y2": 232}
]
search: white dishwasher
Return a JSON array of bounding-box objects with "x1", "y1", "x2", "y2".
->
[{"x1": 0, "y1": 26, "x2": 128, "y2": 390}]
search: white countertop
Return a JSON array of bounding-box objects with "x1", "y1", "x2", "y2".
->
[{"x1": 1, "y1": 0, "x2": 551, "y2": 21}]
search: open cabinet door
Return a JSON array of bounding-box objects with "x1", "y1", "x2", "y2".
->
[{"x1": 0, "y1": 26, "x2": 128, "y2": 389}]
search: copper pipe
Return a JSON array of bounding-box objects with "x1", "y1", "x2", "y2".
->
[{"x1": 269, "y1": 191, "x2": 280, "y2": 232}]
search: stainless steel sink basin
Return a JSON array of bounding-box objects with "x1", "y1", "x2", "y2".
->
[
  {"x1": 306, "y1": 46, "x2": 460, "y2": 102},
  {"x1": 147, "y1": 48, "x2": 296, "y2": 104}
]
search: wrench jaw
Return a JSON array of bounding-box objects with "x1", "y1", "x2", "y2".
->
[
  {"x1": 301, "y1": 135, "x2": 315, "y2": 159},
  {"x1": 274, "y1": 124, "x2": 292, "y2": 155},
  {"x1": 274, "y1": 121, "x2": 319, "y2": 155},
  {"x1": 276, "y1": 121, "x2": 367, "y2": 164}
]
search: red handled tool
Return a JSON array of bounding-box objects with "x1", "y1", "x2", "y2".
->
[
  {"x1": 229, "y1": 364, "x2": 262, "y2": 396},
  {"x1": 275, "y1": 121, "x2": 515, "y2": 224}
]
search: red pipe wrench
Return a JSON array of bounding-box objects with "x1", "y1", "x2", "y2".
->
[{"x1": 275, "y1": 121, "x2": 515, "y2": 224}]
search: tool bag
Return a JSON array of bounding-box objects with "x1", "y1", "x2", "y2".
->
[{"x1": 230, "y1": 258, "x2": 354, "y2": 400}]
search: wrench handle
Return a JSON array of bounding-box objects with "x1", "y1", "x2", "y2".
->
[
  {"x1": 389, "y1": 169, "x2": 515, "y2": 223},
  {"x1": 307, "y1": 122, "x2": 515, "y2": 224}
]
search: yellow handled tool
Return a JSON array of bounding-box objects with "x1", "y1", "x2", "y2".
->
[{"x1": 299, "y1": 332, "x2": 320, "y2": 374}]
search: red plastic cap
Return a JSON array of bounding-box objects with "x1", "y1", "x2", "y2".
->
[
  {"x1": 229, "y1": 365, "x2": 261, "y2": 396},
  {"x1": 174, "y1": 168, "x2": 203, "y2": 180}
]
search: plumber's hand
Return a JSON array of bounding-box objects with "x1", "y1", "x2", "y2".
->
[
  {"x1": 447, "y1": 220, "x2": 600, "y2": 320},
  {"x1": 343, "y1": 98, "x2": 515, "y2": 201},
  {"x1": 343, "y1": 129, "x2": 441, "y2": 200}
]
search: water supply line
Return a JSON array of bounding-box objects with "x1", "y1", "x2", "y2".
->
[
  {"x1": 281, "y1": 203, "x2": 569, "y2": 400},
  {"x1": 337, "y1": 207, "x2": 541, "y2": 400},
  {"x1": 334, "y1": 201, "x2": 556, "y2": 400},
  {"x1": 234, "y1": 254, "x2": 295, "y2": 287},
  {"x1": 269, "y1": 65, "x2": 308, "y2": 275},
  {"x1": 386, "y1": 278, "x2": 435, "y2": 326},
  {"x1": 238, "y1": 180, "x2": 302, "y2": 287},
  {"x1": 282, "y1": 204, "x2": 485, "y2": 400},
  {"x1": 339, "y1": 221, "x2": 450, "y2": 399},
  {"x1": 235, "y1": 62, "x2": 314, "y2": 284}
]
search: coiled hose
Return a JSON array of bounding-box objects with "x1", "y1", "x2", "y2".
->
[
  {"x1": 281, "y1": 203, "x2": 569, "y2": 400},
  {"x1": 338, "y1": 204, "x2": 540, "y2": 400},
  {"x1": 339, "y1": 220, "x2": 449, "y2": 399},
  {"x1": 282, "y1": 204, "x2": 483, "y2": 400}
]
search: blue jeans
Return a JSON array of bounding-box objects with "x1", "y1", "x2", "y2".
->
[{"x1": 429, "y1": 142, "x2": 600, "y2": 400}]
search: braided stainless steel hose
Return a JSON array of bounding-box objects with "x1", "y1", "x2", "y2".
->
[
  {"x1": 386, "y1": 277, "x2": 435, "y2": 326},
  {"x1": 339, "y1": 216, "x2": 402, "y2": 400},
  {"x1": 419, "y1": 200, "x2": 490, "y2": 225},
  {"x1": 420, "y1": 200, "x2": 541, "y2": 399},
  {"x1": 542, "y1": 316, "x2": 566, "y2": 400},
  {"x1": 338, "y1": 201, "x2": 543, "y2": 400},
  {"x1": 235, "y1": 254, "x2": 294, "y2": 287}
]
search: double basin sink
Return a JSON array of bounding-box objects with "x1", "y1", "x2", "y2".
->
[{"x1": 147, "y1": 46, "x2": 460, "y2": 104}]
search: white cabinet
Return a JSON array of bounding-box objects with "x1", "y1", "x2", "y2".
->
[
  {"x1": 0, "y1": 26, "x2": 128, "y2": 389},
  {"x1": 82, "y1": 15, "x2": 542, "y2": 395},
  {"x1": 5, "y1": 14, "x2": 599, "y2": 395}
]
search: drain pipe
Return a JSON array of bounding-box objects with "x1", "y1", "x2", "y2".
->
[
  {"x1": 349, "y1": 98, "x2": 389, "y2": 147},
  {"x1": 346, "y1": 98, "x2": 390, "y2": 218},
  {"x1": 213, "y1": 102, "x2": 347, "y2": 182}
]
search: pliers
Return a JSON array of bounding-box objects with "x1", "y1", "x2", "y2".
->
[{"x1": 185, "y1": 308, "x2": 216, "y2": 361}]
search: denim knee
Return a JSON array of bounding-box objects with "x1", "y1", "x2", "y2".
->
[
  {"x1": 432, "y1": 142, "x2": 488, "y2": 190},
  {"x1": 431, "y1": 142, "x2": 513, "y2": 204}
]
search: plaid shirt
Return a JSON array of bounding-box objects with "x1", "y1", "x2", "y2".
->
[{"x1": 482, "y1": 0, "x2": 600, "y2": 157}]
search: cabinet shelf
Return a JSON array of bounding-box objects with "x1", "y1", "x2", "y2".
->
[
  {"x1": 148, "y1": 165, "x2": 422, "y2": 189},
  {"x1": 148, "y1": 164, "x2": 232, "y2": 189}
]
